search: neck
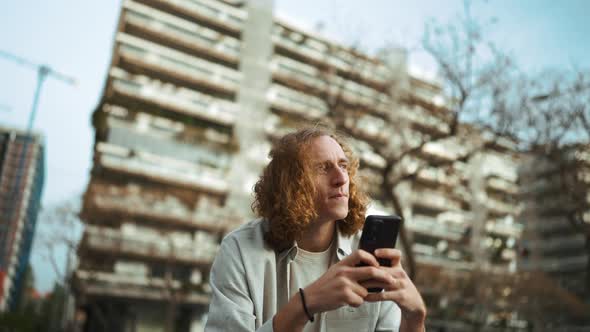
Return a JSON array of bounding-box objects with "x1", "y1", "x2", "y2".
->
[{"x1": 297, "y1": 219, "x2": 336, "y2": 252}]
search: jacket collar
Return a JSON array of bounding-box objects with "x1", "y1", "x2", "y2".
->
[{"x1": 275, "y1": 221, "x2": 354, "y2": 263}]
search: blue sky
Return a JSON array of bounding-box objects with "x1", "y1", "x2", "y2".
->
[{"x1": 1, "y1": 0, "x2": 588, "y2": 292}]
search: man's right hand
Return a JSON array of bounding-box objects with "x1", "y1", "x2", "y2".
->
[
  {"x1": 303, "y1": 249, "x2": 394, "y2": 315},
  {"x1": 273, "y1": 249, "x2": 393, "y2": 332}
]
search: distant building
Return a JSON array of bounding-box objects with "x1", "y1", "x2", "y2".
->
[{"x1": 0, "y1": 126, "x2": 45, "y2": 312}]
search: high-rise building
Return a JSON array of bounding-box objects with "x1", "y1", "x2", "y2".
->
[
  {"x1": 75, "y1": 0, "x2": 587, "y2": 330},
  {"x1": 0, "y1": 126, "x2": 45, "y2": 312}
]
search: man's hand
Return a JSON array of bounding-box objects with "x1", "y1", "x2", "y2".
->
[
  {"x1": 303, "y1": 249, "x2": 392, "y2": 315},
  {"x1": 363, "y1": 249, "x2": 427, "y2": 331}
]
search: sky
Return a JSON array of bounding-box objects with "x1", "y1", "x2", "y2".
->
[{"x1": 0, "y1": 0, "x2": 588, "y2": 292}]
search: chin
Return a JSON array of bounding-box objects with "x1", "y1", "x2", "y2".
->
[{"x1": 331, "y1": 209, "x2": 349, "y2": 221}]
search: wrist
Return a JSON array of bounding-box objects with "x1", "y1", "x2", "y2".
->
[
  {"x1": 299, "y1": 288, "x2": 315, "y2": 322},
  {"x1": 400, "y1": 309, "x2": 427, "y2": 332},
  {"x1": 273, "y1": 292, "x2": 310, "y2": 331}
]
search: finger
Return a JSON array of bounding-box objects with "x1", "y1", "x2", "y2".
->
[
  {"x1": 380, "y1": 266, "x2": 407, "y2": 279},
  {"x1": 364, "y1": 289, "x2": 405, "y2": 303},
  {"x1": 359, "y1": 280, "x2": 390, "y2": 290},
  {"x1": 374, "y1": 249, "x2": 402, "y2": 266},
  {"x1": 346, "y1": 266, "x2": 391, "y2": 283},
  {"x1": 340, "y1": 249, "x2": 380, "y2": 267},
  {"x1": 362, "y1": 275, "x2": 403, "y2": 291}
]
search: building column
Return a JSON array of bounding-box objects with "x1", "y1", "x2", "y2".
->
[{"x1": 224, "y1": 0, "x2": 275, "y2": 220}]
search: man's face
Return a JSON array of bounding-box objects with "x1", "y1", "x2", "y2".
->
[{"x1": 308, "y1": 135, "x2": 350, "y2": 223}]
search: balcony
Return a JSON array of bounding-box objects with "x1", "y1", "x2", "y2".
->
[
  {"x1": 416, "y1": 166, "x2": 459, "y2": 188},
  {"x1": 481, "y1": 153, "x2": 518, "y2": 182},
  {"x1": 420, "y1": 141, "x2": 464, "y2": 162},
  {"x1": 528, "y1": 233, "x2": 587, "y2": 254},
  {"x1": 520, "y1": 254, "x2": 588, "y2": 272},
  {"x1": 106, "y1": 116, "x2": 232, "y2": 169},
  {"x1": 102, "y1": 105, "x2": 234, "y2": 146},
  {"x1": 123, "y1": 0, "x2": 240, "y2": 63},
  {"x1": 400, "y1": 104, "x2": 450, "y2": 135},
  {"x1": 136, "y1": 0, "x2": 246, "y2": 34},
  {"x1": 486, "y1": 176, "x2": 519, "y2": 195},
  {"x1": 348, "y1": 138, "x2": 386, "y2": 169},
  {"x1": 75, "y1": 270, "x2": 210, "y2": 305},
  {"x1": 86, "y1": 189, "x2": 229, "y2": 233},
  {"x1": 108, "y1": 67, "x2": 237, "y2": 126},
  {"x1": 485, "y1": 197, "x2": 519, "y2": 216},
  {"x1": 270, "y1": 55, "x2": 325, "y2": 91},
  {"x1": 115, "y1": 33, "x2": 241, "y2": 95},
  {"x1": 80, "y1": 225, "x2": 218, "y2": 266},
  {"x1": 411, "y1": 188, "x2": 462, "y2": 211},
  {"x1": 530, "y1": 217, "x2": 573, "y2": 235},
  {"x1": 270, "y1": 56, "x2": 391, "y2": 116},
  {"x1": 343, "y1": 114, "x2": 390, "y2": 144},
  {"x1": 96, "y1": 142, "x2": 228, "y2": 194},
  {"x1": 271, "y1": 23, "x2": 391, "y2": 88},
  {"x1": 413, "y1": 243, "x2": 474, "y2": 270},
  {"x1": 407, "y1": 215, "x2": 466, "y2": 242},
  {"x1": 267, "y1": 84, "x2": 327, "y2": 119},
  {"x1": 485, "y1": 219, "x2": 523, "y2": 237}
]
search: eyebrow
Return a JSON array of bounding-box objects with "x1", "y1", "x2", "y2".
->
[{"x1": 314, "y1": 157, "x2": 349, "y2": 166}]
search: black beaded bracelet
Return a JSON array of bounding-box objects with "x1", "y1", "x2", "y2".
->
[{"x1": 298, "y1": 288, "x2": 314, "y2": 322}]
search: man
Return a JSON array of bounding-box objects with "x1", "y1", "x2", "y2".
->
[{"x1": 205, "y1": 127, "x2": 426, "y2": 332}]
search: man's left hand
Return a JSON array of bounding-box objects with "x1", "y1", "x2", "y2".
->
[{"x1": 362, "y1": 249, "x2": 427, "y2": 331}]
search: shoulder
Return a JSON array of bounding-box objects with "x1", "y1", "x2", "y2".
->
[{"x1": 219, "y1": 218, "x2": 272, "y2": 255}]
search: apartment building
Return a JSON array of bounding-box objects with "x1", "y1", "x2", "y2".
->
[
  {"x1": 75, "y1": 0, "x2": 531, "y2": 330},
  {"x1": 0, "y1": 126, "x2": 45, "y2": 312},
  {"x1": 519, "y1": 147, "x2": 590, "y2": 324}
]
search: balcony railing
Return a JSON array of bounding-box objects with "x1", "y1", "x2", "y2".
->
[
  {"x1": 481, "y1": 153, "x2": 518, "y2": 181},
  {"x1": 270, "y1": 55, "x2": 325, "y2": 90},
  {"x1": 271, "y1": 24, "x2": 391, "y2": 86},
  {"x1": 75, "y1": 270, "x2": 210, "y2": 304},
  {"x1": 486, "y1": 176, "x2": 519, "y2": 195},
  {"x1": 520, "y1": 254, "x2": 588, "y2": 272},
  {"x1": 348, "y1": 138, "x2": 386, "y2": 169},
  {"x1": 408, "y1": 215, "x2": 466, "y2": 241},
  {"x1": 106, "y1": 116, "x2": 231, "y2": 169},
  {"x1": 485, "y1": 197, "x2": 519, "y2": 216},
  {"x1": 420, "y1": 141, "x2": 464, "y2": 162},
  {"x1": 400, "y1": 105, "x2": 450, "y2": 135},
  {"x1": 411, "y1": 189, "x2": 463, "y2": 211},
  {"x1": 109, "y1": 67, "x2": 237, "y2": 126},
  {"x1": 413, "y1": 244, "x2": 474, "y2": 270},
  {"x1": 527, "y1": 234, "x2": 587, "y2": 253},
  {"x1": 530, "y1": 217, "x2": 573, "y2": 234},
  {"x1": 116, "y1": 33, "x2": 241, "y2": 93},
  {"x1": 270, "y1": 56, "x2": 391, "y2": 116},
  {"x1": 140, "y1": 0, "x2": 246, "y2": 33},
  {"x1": 267, "y1": 84, "x2": 327, "y2": 119},
  {"x1": 343, "y1": 114, "x2": 390, "y2": 143},
  {"x1": 96, "y1": 142, "x2": 228, "y2": 194},
  {"x1": 484, "y1": 220, "x2": 523, "y2": 237},
  {"x1": 88, "y1": 191, "x2": 228, "y2": 232},
  {"x1": 82, "y1": 226, "x2": 218, "y2": 265},
  {"x1": 123, "y1": 0, "x2": 241, "y2": 61}
]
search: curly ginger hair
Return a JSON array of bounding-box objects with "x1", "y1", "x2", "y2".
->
[{"x1": 252, "y1": 127, "x2": 369, "y2": 251}]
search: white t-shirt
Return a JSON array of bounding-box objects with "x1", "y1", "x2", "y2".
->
[{"x1": 289, "y1": 240, "x2": 335, "y2": 332}]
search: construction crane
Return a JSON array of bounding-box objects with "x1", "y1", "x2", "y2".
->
[{"x1": 0, "y1": 50, "x2": 76, "y2": 295}]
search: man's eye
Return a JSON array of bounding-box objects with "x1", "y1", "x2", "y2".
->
[
  {"x1": 339, "y1": 163, "x2": 348, "y2": 170},
  {"x1": 317, "y1": 165, "x2": 328, "y2": 173}
]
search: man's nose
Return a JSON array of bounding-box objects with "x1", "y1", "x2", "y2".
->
[{"x1": 332, "y1": 167, "x2": 348, "y2": 186}]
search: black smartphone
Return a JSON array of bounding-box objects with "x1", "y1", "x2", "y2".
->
[{"x1": 358, "y1": 215, "x2": 402, "y2": 292}]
